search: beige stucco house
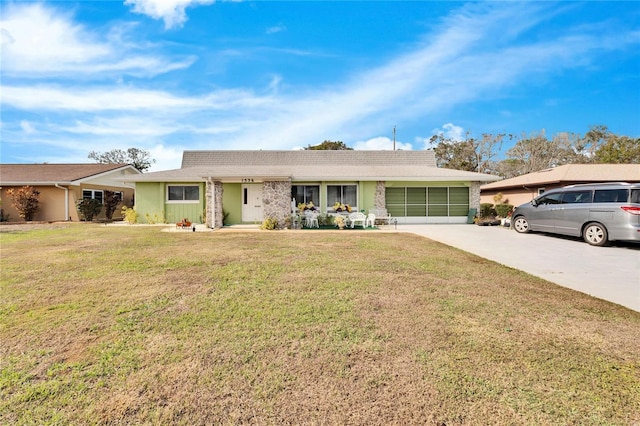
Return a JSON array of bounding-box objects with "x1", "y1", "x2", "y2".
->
[
  {"x1": 0, "y1": 163, "x2": 140, "y2": 222},
  {"x1": 481, "y1": 164, "x2": 640, "y2": 207}
]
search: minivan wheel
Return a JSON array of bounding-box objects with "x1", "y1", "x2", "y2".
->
[
  {"x1": 583, "y1": 222, "x2": 608, "y2": 246},
  {"x1": 513, "y1": 216, "x2": 530, "y2": 233}
]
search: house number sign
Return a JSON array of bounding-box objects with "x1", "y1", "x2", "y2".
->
[{"x1": 242, "y1": 178, "x2": 254, "y2": 183}]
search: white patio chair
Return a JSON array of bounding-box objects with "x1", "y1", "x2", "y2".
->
[
  {"x1": 366, "y1": 213, "x2": 376, "y2": 228},
  {"x1": 348, "y1": 212, "x2": 366, "y2": 229},
  {"x1": 304, "y1": 211, "x2": 319, "y2": 228}
]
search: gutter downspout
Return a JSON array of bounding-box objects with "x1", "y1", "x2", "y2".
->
[{"x1": 55, "y1": 184, "x2": 69, "y2": 221}]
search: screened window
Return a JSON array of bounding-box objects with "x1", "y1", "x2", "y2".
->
[
  {"x1": 167, "y1": 185, "x2": 199, "y2": 202},
  {"x1": 83, "y1": 190, "x2": 103, "y2": 204},
  {"x1": 327, "y1": 185, "x2": 357, "y2": 210},
  {"x1": 385, "y1": 187, "x2": 469, "y2": 217},
  {"x1": 292, "y1": 185, "x2": 320, "y2": 207}
]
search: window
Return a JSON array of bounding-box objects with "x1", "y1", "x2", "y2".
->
[
  {"x1": 167, "y1": 185, "x2": 199, "y2": 203},
  {"x1": 327, "y1": 185, "x2": 357, "y2": 210},
  {"x1": 594, "y1": 189, "x2": 629, "y2": 203},
  {"x1": 292, "y1": 185, "x2": 320, "y2": 206},
  {"x1": 83, "y1": 190, "x2": 103, "y2": 204},
  {"x1": 536, "y1": 193, "x2": 562, "y2": 205},
  {"x1": 560, "y1": 190, "x2": 593, "y2": 204}
]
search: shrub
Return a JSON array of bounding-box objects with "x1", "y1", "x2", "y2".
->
[
  {"x1": 76, "y1": 199, "x2": 102, "y2": 221},
  {"x1": 6, "y1": 186, "x2": 40, "y2": 221},
  {"x1": 260, "y1": 217, "x2": 279, "y2": 230},
  {"x1": 121, "y1": 206, "x2": 138, "y2": 224},
  {"x1": 145, "y1": 213, "x2": 165, "y2": 224},
  {"x1": 495, "y1": 204, "x2": 514, "y2": 218},
  {"x1": 479, "y1": 203, "x2": 496, "y2": 218}
]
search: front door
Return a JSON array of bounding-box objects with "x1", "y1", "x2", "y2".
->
[{"x1": 242, "y1": 184, "x2": 263, "y2": 223}]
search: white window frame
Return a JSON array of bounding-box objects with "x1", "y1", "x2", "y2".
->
[
  {"x1": 166, "y1": 185, "x2": 200, "y2": 204},
  {"x1": 326, "y1": 184, "x2": 358, "y2": 212},
  {"x1": 83, "y1": 189, "x2": 104, "y2": 203}
]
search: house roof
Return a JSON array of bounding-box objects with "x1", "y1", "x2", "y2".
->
[
  {"x1": 0, "y1": 163, "x2": 140, "y2": 185},
  {"x1": 125, "y1": 150, "x2": 499, "y2": 183},
  {"x1": 181, "y1": 150, "x2": 438, "y2": 168},
  {"x1": 481, "y1": 164, "x2": 640, "y2": 190}
]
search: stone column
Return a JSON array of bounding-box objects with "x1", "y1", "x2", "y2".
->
[
  {"x1": 262, "y1": 180, "x2": 292, "y2": 227},
  {"x1": 470, "y1": 182, "x2": 481, "y2": 212},
  {"x1": 206, "y1": 179, "x2": 224, "y2": 228},
  {"x1": 375, "y1": 181, "x2": 386, "y2": 209}
]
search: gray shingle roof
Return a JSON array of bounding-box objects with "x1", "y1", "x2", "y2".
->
[
  {"x1": 481, "y1": 164, "x2": 640, "y2": 190},
  {"x1": 126, "y1": 150, "x2": 499, "y2": 183},
  {"x1": 181, "y1": 150, "x2": 437, "y2": 168}
]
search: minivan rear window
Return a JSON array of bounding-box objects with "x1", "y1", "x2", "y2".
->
[{"x1": 594, "y1": 189, "x2": 629, "y2": 203}]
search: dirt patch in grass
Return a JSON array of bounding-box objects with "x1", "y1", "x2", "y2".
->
[{"x1": 1, "y1": 225, "x2": 639, "y2": 425}]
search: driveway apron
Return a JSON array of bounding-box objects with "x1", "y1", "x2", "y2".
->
[{"x1": 398, "y1": 224, "x2": 640, "y2": 312}]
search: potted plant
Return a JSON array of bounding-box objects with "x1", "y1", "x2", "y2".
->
[{"x1": 334, "y1": 215, "x2": 346, "y2": 229}]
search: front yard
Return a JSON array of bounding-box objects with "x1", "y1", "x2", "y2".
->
[{"x1": 1, "y1": 224, "x2": 638, "y2": 425}]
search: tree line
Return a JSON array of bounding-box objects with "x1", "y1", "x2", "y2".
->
[{"x1": 429, "y1": 125, "x2": 639, "y2": 178}]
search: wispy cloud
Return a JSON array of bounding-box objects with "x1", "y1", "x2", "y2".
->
[
  {"x1": 1, "y1": 2, "x2": 637, "y2": 170},
  {"x1": 124, "y1": 0, "x2": 215, "y2": 29},
  {"x1": 0, "y1": 3, "x2": 195, "y2": 77}
]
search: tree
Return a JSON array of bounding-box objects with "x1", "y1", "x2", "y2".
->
[
  {"x1": 304, "y1": 140, "x2": 353, "y2": 150},
  {"x1": 88, "y1": 147, "x2": 155, "y2": 172},
  {"x1": 103, "y1": 190, "x2": 122, "y2": 221},
  {"x1": 501, "y1": 130, "x2": 577, "y2": 176},
  {"x1": 6, "y1": 186, "x2": 40, "y2": 221},
  {"x1": 429, "y1": 132, "x2": 508, "y2": 174},
  {"x1": 594, "y1": 135, "x2": 640, "y2": 164}
]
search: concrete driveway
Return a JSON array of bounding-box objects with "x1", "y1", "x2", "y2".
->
[{"x1": 398, "y1": 224, "x2": 640, "y2": 312}]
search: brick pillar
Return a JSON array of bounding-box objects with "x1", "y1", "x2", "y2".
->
[
  {"x1": 262, "y1": 180, "x2": 292, "y2": 227},
  {"x1": 206, "y1": 179, "x2": 224, "y2": 228},
  {"x1": 375, "y1": 181, "x2": 386, "y2": 209}
]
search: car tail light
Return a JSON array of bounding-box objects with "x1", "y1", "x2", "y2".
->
[{"x1": 621, "y1": 206, "x2": 640, "y2": 215}]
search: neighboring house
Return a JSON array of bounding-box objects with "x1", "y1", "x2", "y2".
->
[
  {"x1": 0, "y1": 164, "x2": 140, "y2": 222},
  {"x1": 481, "y1": 164, "x2": 640, "y2": 207},
  {"x1": 123, "y1": 150, "x2": 499, "y2": 228}
]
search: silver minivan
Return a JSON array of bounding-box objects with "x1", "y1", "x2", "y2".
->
[{"x1": 512, "y1": 182, "x2": 640, "y2": 246}]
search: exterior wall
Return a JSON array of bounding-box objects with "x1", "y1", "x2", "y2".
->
[
  {"x1": 134, "y1": 182, "x2": 204, "y2": 224},
  {"x1": 360, "y1": 181, "x2": 378, "y2": 213},
  {"x1": 262, "y1": 181, "x2": 292, "y2": 227},
  {"x1": 481, "y1": 186, "x2": 553, "y2": 208},
  {"x1": 221, "y1": 183, "x2": 242, "y2": 225},
  {"x1": 1, "y1": 184, "x2": 135, "y2": 222}
]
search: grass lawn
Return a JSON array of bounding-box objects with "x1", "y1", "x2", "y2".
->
[{"x1": 1, "y1": 224, "x2": 639, "y2": 425}]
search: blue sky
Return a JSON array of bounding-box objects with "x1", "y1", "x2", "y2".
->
[{"x1": 1, "y1": 1, "x2": 639, "y2": 171}]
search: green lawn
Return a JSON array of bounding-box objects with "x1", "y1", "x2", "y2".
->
[{"x1": 1, "y1": 224, "x2": 639, "y2": 425}]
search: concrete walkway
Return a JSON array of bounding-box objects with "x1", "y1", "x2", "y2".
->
[{"x1": 398, "y1": 224, "x2": 640, "y2": 312}]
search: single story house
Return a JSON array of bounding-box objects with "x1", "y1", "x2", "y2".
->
[
  {"x1": 0, "y1": 163, "x2": 140, "y2": 222},
  {"x1": 123, "y1": 150, "x2": 499, "y2": 228},
  {"x1": 481, "y1": 163, "x2": 640, "y2": 207}
]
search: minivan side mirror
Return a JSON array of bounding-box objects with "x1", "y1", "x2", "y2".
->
[{"x1": 531, "y1": 199, "x2": 538, "y2": 207}]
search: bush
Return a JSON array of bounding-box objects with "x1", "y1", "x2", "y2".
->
[
  {"x1": 479, "y1": 203, "x2": 496, "y2": 218},
  {"x1": 121, "y1": 206, "x2": 138, "y2": 224},
  {"x1": 260, "y1": 217, "x2": 279, "y2": 230},
  {"x1": 77, "y1": 199, "x2": 102, "y2": 221},
  {"x1": 6, "y1": 186, "x2": 40, "y2": 221},
  {"x1": 495, "y1": 204, "x2": 514, "y2": 218}
]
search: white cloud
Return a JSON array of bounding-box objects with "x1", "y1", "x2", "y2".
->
[
  {"x1": 124, "y1": 0, "x2": 215, "y2": 29},
  {"x1": 353, "y1": 137, "x2": 413, "y2": 151},
  {"x1": 19, "y1": 120, "x2": 35, "y2": 134},
  {"x1": 431, "y1": 123, "x2": 466, "y2": 141},
  {"x1": 0, "y1": 3, "x2": 194, "y2": 77},
  {"x1": 266, "y1": 24, "x2": 286, "y2": 35}
]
